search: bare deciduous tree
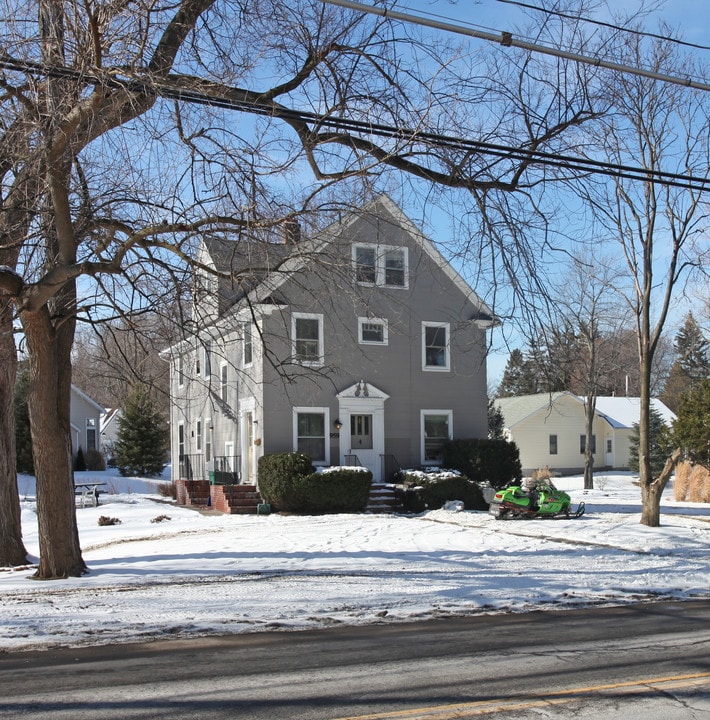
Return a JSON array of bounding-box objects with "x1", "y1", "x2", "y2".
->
[
  {"x1": 0, "y1": 0, "x2": 603, "y2": 577},
  {"x1": 576, "y1": 32, "x2": 710, "y2": 526}
]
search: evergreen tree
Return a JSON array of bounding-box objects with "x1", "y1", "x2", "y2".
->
[
  {"x1": 115, "y1": 386, "x2": 168, "y2": 477},
  {"x1": 661, "y1": 313, "x2": 710, "y2": 412},
  {"x1": 14, "y1": 367, "x2": 34, "y2": 475},
  {"x1": 487, "y1": 397, "x2": 505, "y2": 439},
  {"x1": 498, "y1": 349, "x2": 538, "y2": 397},
  {"x1": 673, "y1": 379, "x2": 710, "y2": 469},
  {"x1": 628, "y1": 405, "x2": 674, "y2": 476}
]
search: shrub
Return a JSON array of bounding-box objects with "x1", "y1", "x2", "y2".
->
[
  {"x1": 396, "y1": 469, "x2": 486, "y2": 512},
  {"x1": 97, "y1": 515, "x2": 121, "y2": 526},
  {"x1": 158, "y1": 482, "x2": 178, "y2": 500},
  {"x1": 301, "y1": 468, "x2": 373, "y2": 513},
  {"x1": 442, "y1": 439, "x2": 522, "y2": 489},
  {"x1": 258, "y1": 455, "x2": 373, "y2": 513},
  {"x1": 674, "y1": 462, "x2": 692, "y2": 501},
  {"x1": 688, "y1": 464, "x2": 710, "y2": 503},
  {"x1": 257, "y1": 452, "x2": 314, "y2": 511},
  {"x1": 151, "y1": 514, "x2": 171, "y2": 523},
  {"x1": 74, "y1": 446, "x2": 87, "y2": 472},
  {"x1": 85, "y1": 448, "x2": 106, "y2": 471}
]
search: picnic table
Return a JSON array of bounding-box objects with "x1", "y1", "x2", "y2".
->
[{"x1": 74, "y1": 482, "x2": 108, "y2": 508}]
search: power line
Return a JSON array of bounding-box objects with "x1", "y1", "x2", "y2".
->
[
  {"x1": 319, "y1": 0, "x2": 710, "y2": 92},
  {"x1": 496, "y1": 0, "x2": 710, "y2": 52},
  {"x1": 1, "y1": 54, "x2": 708, "y2": 192}
]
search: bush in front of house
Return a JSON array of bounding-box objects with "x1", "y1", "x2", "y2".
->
[
  {"x1": 395, "y1": 469, "x2": 486, "y2": 512},
  {"x1": 258, "y1": 454, "x2": 373, "y2": 513},
  {"x1": 257, "y1": 452, "x2": 314, "y2": 511},
  {"x1": 442, "y1": 438, "x2": 522, "y2": 490},
  {"x1": 301, "y1": 468, "x2": 373, "y2": 513}
]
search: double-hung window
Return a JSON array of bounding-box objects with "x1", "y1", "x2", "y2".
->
[
  {"x1": 243, "y1": 323, "x2": 253, "y2": 366},
  {"x1": 422, "y1": 322, "x2": 450, "y2": 371},
  {"x1": 422, "y1": 411, "x2": 452, "y2": 465},
  {"x1": 353, "y1": 244, "x2": 408, "y2": 288},
  {"x1": 220, "y1": 363, "x2": 228, "y2": 403},
  {"x1": 580, "y1": 435, "x2": 596, "y2": 454},
  {"x1": 292, "y1": 313, "x2": 323, "y2": 365},
  {"x1": 294, "y1": 408, "x2": 329, "y2": 464}
]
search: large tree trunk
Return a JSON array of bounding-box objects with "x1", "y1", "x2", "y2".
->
[
  {"x1": 640, "y1": 448, "x2": 681, "y2": 526},
  {"x1": 0, "y1": 305, "x2": 28, "y2": 566},
  {"x1": 583, "y1": 395, "x2": 596, "y2": 490},
  {"x1": 23, "y1": 305, "x2": 85, "y2": 579}
]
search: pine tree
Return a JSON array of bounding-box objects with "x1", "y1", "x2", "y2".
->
[
  {"x1": 498, "y1": 349, "x2": 539, "y2": 397},
  {"x1": 487, "y1": 397, "x2": 505, "y2": 439},
  {"x1": 14, "y1": 367, "x2": 34, "y2": 475},
  {"x1": 114, "y1": 386, "x2": 168, "y2": 477},
  {"x1": 628, "y1": 405, "x2": 674, "y2": 476},
  {"x1": 673, "y1": 379, "x2": 710, "y2": 469},
  {"x1": 661, "y1": 313, "x2": 710, "y2": 412}
]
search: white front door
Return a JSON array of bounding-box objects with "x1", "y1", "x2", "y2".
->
[
  {"x1": 348, "y1": 413, "x2": 379, "y2": 479},
  {"x1": 337, "y1": 382, "x2": 389, "y2": 483}
]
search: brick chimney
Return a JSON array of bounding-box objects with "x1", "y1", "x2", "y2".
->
[{"x1": 282, "y1": 219, "x2": 301, "y2": 245}]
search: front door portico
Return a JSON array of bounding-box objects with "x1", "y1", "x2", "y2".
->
[{"x1": 336, "y1": 380, "x2": 389, "y2": 482}]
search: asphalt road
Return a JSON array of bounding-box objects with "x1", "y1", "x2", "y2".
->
[{"x1": 1, "y1": 601, "x2": 708, "y2": 719}]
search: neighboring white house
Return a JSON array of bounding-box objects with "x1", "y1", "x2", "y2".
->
[
  {"x1": 495, "y1": 392, "x2": 676, "y2": 474},
  {"x1": 70, "y1": 385, "x2": 105, "y2": 458}
]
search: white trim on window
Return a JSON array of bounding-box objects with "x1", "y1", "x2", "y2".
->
[
  {"x1": 292, "y1": 312, "x2": 324, "y2": 366},
  {"x1": 358, "y1": 317, "x2": 389, "y2": 345},
  {"x1": 243, "y1": 322, "x2": 253, "y2": 367},
  {"x1": 420, "y1": 410, "x2": 453, "y2": 466},
  {"x1": 220, "y1": 362, "x2": 229, "y2": 404},
  {"x1": 196, "y1": 418, "x2": 203, "y2": 452},
  {"x1": 353, "y1": 243, "x2": 408, "y2": 288},
  {"x1": 293, "y1": 406, "x2": 330, "y2": 465},
  {"x1": 422, "y1": 321, "x2": 450, "y2": 371},
  {"x1": 177, "y1": 355, "x2": 185, "y2": 388}
]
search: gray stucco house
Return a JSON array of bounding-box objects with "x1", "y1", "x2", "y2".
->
[{"x1": 164, "y1": 195, "x2": 496, "y2": 509}]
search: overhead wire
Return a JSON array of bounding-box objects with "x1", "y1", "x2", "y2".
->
[
  {"x1": 0, "y1": 52, "x2": 707, "y2": 192},
  {"x1": 495, "y1": 0, "x2": 710, "y2": 53},
  {"x1": 320, "y1": 0, "x2": 710, "y2": 92}
]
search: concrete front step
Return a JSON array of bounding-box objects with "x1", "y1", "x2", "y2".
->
[{"x1": 367, "y1": 483, "x2": 398, "y2": 512}]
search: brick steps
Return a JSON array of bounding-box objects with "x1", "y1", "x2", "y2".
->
[
  {"x1": 175, "y1": 480, "x2": 262, "y2": 514},
  {"x1": 210, "y1": 484, "x2": 261, "y2": 514},
  {"x1": 367, "y1": 482, "x2": 398, "y2": 512}
]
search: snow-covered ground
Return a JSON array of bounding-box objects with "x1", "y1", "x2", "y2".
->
[{"x1": 2, "y1": 469, "x2": 708, "y2": 653}]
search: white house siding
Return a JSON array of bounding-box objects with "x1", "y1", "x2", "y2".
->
[{"x1": 503, "y1": 395, "x2": 611, "y2": 475}]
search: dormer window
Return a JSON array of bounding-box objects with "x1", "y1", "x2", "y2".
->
[{"x1": 353, "y1": 244, "x2": 408, "y2": 288}]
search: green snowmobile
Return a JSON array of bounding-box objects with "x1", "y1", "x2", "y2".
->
[{"x1": 489, "y1": 481, "x2": 585, "y2": 520}]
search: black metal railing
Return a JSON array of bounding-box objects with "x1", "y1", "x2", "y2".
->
[
  {"x1": 211, "y1": 455, "x2": 241, "y2": 485},
  {"x1": 343, "y1": 454, "x2": 362, "y2": 467},
  {"x1": 380, "y1": 454, "x2": 402, "y2": 482},
  {"x1": 178, "y1": 454, "x2": 205, "y2": 482}
]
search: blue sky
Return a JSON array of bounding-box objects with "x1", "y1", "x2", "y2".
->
[{"x1": 396, "y1": 0, "x2": 710, "y2": 387}]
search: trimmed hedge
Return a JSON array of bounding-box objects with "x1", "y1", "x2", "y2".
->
[
  {"x1": 257, "y1": 452, "x2": 314, "y2": 510},
  {"x1": 302, "y1": 468, "x2": 373, "y2": 513},
  {"x1": 442, "y1": 438, "x2": 522, "y2": 490},
  {"x1": 396, "y1": 470, "x2": 486, "y2": 512},
  {"x1": 257, "y1": 453, "x2": 372, "y2": 513}
]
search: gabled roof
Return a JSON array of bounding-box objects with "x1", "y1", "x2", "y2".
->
[
  {"x1": 496, "y1": 392, "x2": 676, "y2": 430},
  {"x1": 495, "y1": 392, "x2": 579, "y2": 428},
  {"x1": 71, "y1": 384, "x2": 105, "y2": 413},
  {"x1": 201, "y1": 194, "x2": 497, "y2": 327},
  {"x1": 594, "y1": 397, "x2": 676, "y2": 429}
]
